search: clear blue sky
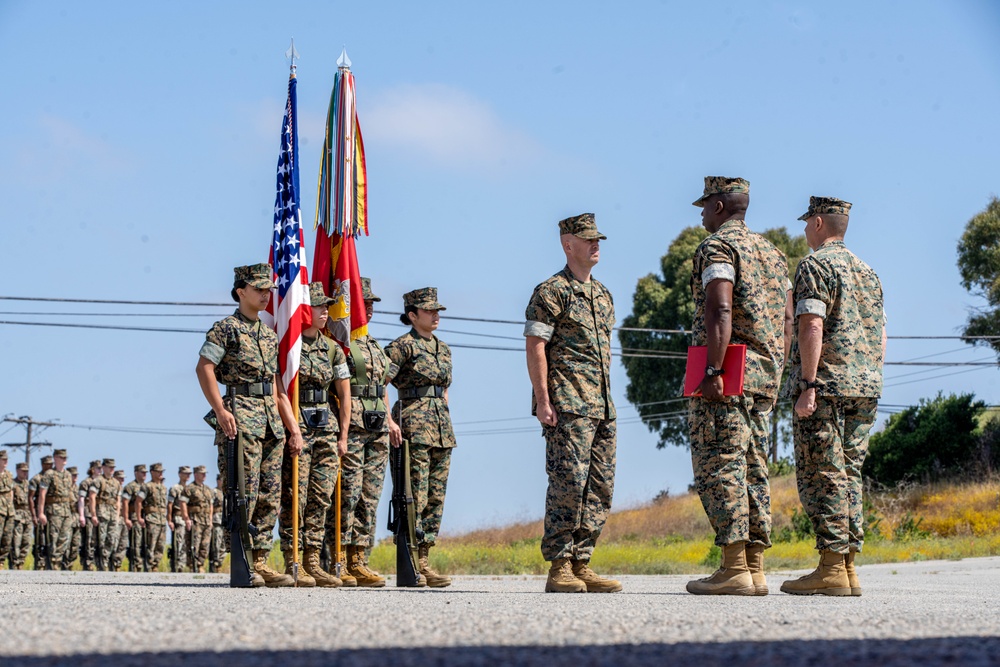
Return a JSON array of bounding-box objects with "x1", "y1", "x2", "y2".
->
[{"x1": 2, "y1": 1, "x2": 998, "y2": 535}]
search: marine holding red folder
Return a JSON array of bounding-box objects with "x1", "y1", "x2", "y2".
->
[{"x1": 684, "y1": 176, "x2": 793, "y2": 598}]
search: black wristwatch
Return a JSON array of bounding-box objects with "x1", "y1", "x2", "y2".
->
[
  {"x1": 798, "y1": 379, "x2": 820, "y2": 392},
  {"x1": 704, "y1": 365, "x2": 725, "y2": 378}
]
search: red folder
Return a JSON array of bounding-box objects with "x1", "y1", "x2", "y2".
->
[{"x1": 683, "y1": 345, "x2": 747, "y2": 397}]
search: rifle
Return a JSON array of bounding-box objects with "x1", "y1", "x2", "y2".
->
[
  {"x1": 127, "y1": 523, "x2": 138, "y2": 572},
  {"x1": 208, "y1": 523, "x2": 220, "y2": 573},
  {"x1": 387, "y1": 439, "x2": 422, "y2": 587},
  {"x1": 223, "y1": 432, "x2": 257, "y2": 587},
  {"x1": 141, "y1": 524, "x2": 150, "y2": 572},
  {"x1": 38, "y1": 522, "x2": 53, "y2": 570},
  {"x1": 168, "y1": 525, "x2": 178, "y2": 572},
  {"x1": 81, "y1": 519, "x2": 90, "y2": 570}
]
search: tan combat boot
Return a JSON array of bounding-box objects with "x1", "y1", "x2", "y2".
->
[
  {"x1": 545, "y1": 558, "x2": 587, "y2": 593},
  {"x1": 780, "y1": 551, "x2": 852, "y2": 596},
  {"x1": 745, "y1": 543, "x2": 768, "y2": 596},
  {"x1": 686, "y1": 541, "x2": 756, "y2": 595},
  {"x1": 282, "y1": 549, "x2": 316, "y2": 587},
  {"x1": 253, "y1": 549, "x2": 294, "y2": 588},
  {"x1": 303, "y1": 548, "x2": 342, "y2": 588},
  {"x1": 845, "y1": 549, "x2": 862, "y2": 596},
  {"x1": 346, "y1": 545, "x2": 385, "y2": 588},
  {"x1": 571, "y1": 560, "x2": 622, "y2": 593},
  {"x1": 418, "y1": 544, "x2": 452, "y2": 588},
  {"x1": 332, "y1": 548, "x2": 357, "y2": 587}
]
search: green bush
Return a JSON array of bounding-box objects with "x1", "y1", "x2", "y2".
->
[{"x1": 864, "y1": 393, "x2": 986, "y2": 485}]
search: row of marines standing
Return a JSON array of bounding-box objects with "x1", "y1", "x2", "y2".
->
[
  {"x1": 0, "y1": 452, "x2": 228, "y2": 573},
  {"x1": 196, "y1": 274, "x2": 456, "y2": 587}
]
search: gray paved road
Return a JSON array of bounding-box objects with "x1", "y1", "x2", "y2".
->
[{"x1": 2, "y1": 557, "x2": 999, "y2": 666}]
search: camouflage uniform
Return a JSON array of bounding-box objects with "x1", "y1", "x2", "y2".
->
[
  {"x1": 28, "y1": 466, "x2": 48, "y2": 569},
  {"x1": 11, "y1": 465, "x2": 31, "y2": 568},
  {"x1": 186, "y1": 475, "x2": 214, "y2": 571},
  {"x1": 167, "y1": 476, "x2": 190, "y2": 571},
  {"x1": 200, "y1": 305, "x2": 286, "y2": 554},
  {"x1": 280, "y1": 330, "x2": 349, "y2": 551},
  {"x1": 386, "y1": 292, "x2": 456, "y2": 547},
  {"x1": 65, "y1": 469, "x2": 82, "y2": 569},
  {"x1": 39, "y1": 461, "x2": 76, "y2": 570},
  {"x1": 111, "y1": 471, "x2": 129, "y2": 570},
  {"x1": 0, "y1": 453, "x2": 13, "y2": 567},
  {"x1": 689, "y1": 208, "x2": 788, "y2": 548},
  {"x1": 210, "y1": 484, "x2": 224, "y2": 570},
  {"x1": 78, "y1": 463, "x2": 101, "y2": 570},
  {"x1": 525, "y1": 218, "x2": 618, "y2": 563},
  {"x1": 139, "y1": 471, "x2": 168, "y2": 570},
  {"x1": 784, "y1": 197, "x2": 884, "y2": 555},
  {"x1": 92, "y1": 466, "x2": 122, "y2": 571},
  {"x1": 331, "y1": 334, "x2": 393, "y2": 550}
]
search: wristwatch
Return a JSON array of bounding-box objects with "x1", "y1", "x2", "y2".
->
[
  {"x1": 798, "y1": 379, "x2": 820, "y2": 392},
  {"x1": 704, "y1": 365, "x2": 725, "y2": 378}
]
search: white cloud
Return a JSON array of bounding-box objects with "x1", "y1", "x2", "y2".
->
[
  {"x1": 16, "y1": 115, "x2": 132, "y2": 179},
  {"x1": 362, "y1": 84, "x2": 545, "y2": 170}
]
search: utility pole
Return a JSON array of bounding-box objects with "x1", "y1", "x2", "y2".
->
[{"x1": 1, "y1": 415, "x2": 56, "y2": 467}]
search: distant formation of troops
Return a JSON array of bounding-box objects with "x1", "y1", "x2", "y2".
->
[{"x1": 0, "y1": 451, "x2": 228, "y2": 573}]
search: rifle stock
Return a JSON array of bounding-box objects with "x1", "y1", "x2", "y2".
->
[
  {"x1": 224, "y1": 433, "x2": 257, "y2": 588},
  {"x1": 388, "y1": 439, "x2": 422, "y2": 587}
]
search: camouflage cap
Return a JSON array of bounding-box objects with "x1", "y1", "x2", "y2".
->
[
  {"x1": 53, "y1": 448, "x2": 68, "y2": 458},
  {"x1": 150, "y1": 462, "x2": 164, "y2": 472},
  {"x1": 558, "y1": 213, "x2": 606, "y2": 240},
  {"x1": 16, "y1": 462, "x2": 28, "y2": 471},
  {"x1": 114, "y1": 470, "x2": 125, "y2": 479},
  {"x1": 67, "y1": 466, "x2": 78, "y2": 474},
  {"x1": 89, "y1": 459, "x2": 102, "y2": 471},
  {"x1": 692, "y1": 176, "x2": 750, "y2": 207},
  {"x1": 41, "y1": 455, "x2": 54, "y2": 465},
  {"x1": 102, "y1": 458, "x2": 115, "y2": 467},
  {"x1": 308, "y1": 282, "x2": 336, "y2": 307},
  {"x1": 403, "y1": 287, "x2": 446, "y2": 311},
  {"x1": 234, "y1": 263, "x2": 275, "y2": 290},
  {"x1": 0, "y1": 449, "x2": 6, "y2": 460},
  {"x1": 193, "y1": 465, "x2": 207, "y2": 474},
  {"x1": 361, "y1": 277, "x2": 381, "y2": 302},
  {"x1": 134, "y1": 464, "x2": 148, "y2": 473},
  {"x1": 179, "y1": 465, "x2": 192, "y2": 474},
  {"x1": 798, "y1": 196, "x2": 853, "y2": 221}
]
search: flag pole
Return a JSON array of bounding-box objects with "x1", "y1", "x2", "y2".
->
[{"x1": 286, "y1": 38, "x2": 301, "y2": 587}]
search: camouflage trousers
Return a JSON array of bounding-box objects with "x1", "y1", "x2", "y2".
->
[
  {"x1": 216, "y1": 424, "x2": 285, "y2": 551},
  {"x1": 409, "y1": 443, "x2": 452, "y2": 546},
  {"x1": 189, "y1": 518, "x2": 212, "y2": 570},
  {"x1": 11, "y1": 515, "x2": 31, "y2": 567},
  {"x1": 332, "y1": 427, "x2": 388, "y2": 548},
  {"x1": 96, "y1": 508, "x2": 118, "y2": 570},
  {"x1": 169, "y1": 520, "x2": 188, "y2": 570},
  {"x1": 145, "y1": 522, "x2": 166, "y2": 570},
  {"x1": 43, "y1": 505, "x2": 76, "y2": 570},
  {"x1": 280, "y1": 428, "x2": 339, "y2": 551},
  {"x1": 689, "y1": 395, "x2": 774, "y2": 547},
  {"x1": 210, "y1": 523, "x2": 224, "y2": 569},
  {"x1": 80, "y1": 518, "x2": 98, "y2": 569},
  {"x1": 541, "y1": 414, "x2": 617, "y2": 562},
  {"x1": 0, "y1": 512, "x2": 13, "y2": 565},
  {"x1": 112, "y1": 519, "x2": 128, "y2": 569},
  {"x1": 66, "y1": 518, "x2": 81, "y2": 569},
  {"x1": 793, "y1": 396, "x2": 878, "y2": 554}
]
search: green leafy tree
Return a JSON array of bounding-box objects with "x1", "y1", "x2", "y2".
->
[
  {"x1": 620, "y1": 225, "x2": 807, "y2": 450},
  {"x1": 957, "y1": 196, "x2": 1000, "y2": 358},
  {"x1": 864, "y1": 392, "x2": 986, "y2": 485}
]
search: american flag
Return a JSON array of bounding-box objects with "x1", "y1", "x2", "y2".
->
[{"x1": 267, "y1": 74, "x2": 310, "y2": 391}]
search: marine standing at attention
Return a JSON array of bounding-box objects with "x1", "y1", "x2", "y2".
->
[
  {"x1": 10, "y1": 462, "x2": 32, "y2": 569},
  {"x1": 386, "y1": 286, "x2": 456, "y2": 588},
  {"x1": 196, "y1": 263, "x2": 304, "y2": 588},
  {"x1": 0, "y1": 451, "x2": 13, "y2": 568},
  {"x1": 138, "y1": 462, "x2": 169, "y2": 571},
  {"x1": 780, "y1": 197, "x2": 885, "y2": 597},
  {"x1": 524, "y1": 213, "x2": 621, "y2": 594},
  {"x1": 685, "y1": 177, "x2": 790, "y2": 596},
  {"x1": 36, "y1": 449, "x2": 76, "y2": 570},
  {"x1": 79, "y1": 460, "x2": 102, "y2": 570},
  {"x1": 185, "y1": 465, "x2": 214, "y2": 573},
  {"x1": 278, "y1": 282, "x2": 351, "y2": 588},
  {"x1": 28, "y1": 455, "x2": 53, "y2": 570},
  {"x1": 167, "y1": 466, "x2": 191, "y2": 572}
]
